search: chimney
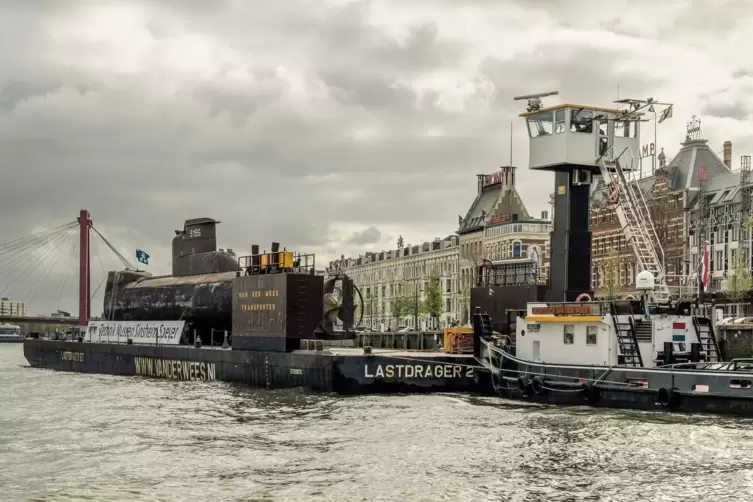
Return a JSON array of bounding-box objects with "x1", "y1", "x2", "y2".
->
[{"x1": 723, "y1": 141, "x2": 732, "y2": 169}]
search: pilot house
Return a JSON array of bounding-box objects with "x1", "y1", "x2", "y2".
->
[{"x1": 520, "y1": 104, "x2": 640, "y2": 171}]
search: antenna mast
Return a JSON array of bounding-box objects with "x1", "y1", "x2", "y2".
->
[{"x1": 513, "y1": 91, "x2": 559, "y2": 113}]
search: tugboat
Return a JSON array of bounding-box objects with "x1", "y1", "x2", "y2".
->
[{"x1": 472, "y1": 92, "x2": 753, "y2": 416}]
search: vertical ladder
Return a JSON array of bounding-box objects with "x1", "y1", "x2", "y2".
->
[
  {"x1": 598, "y1": 151, "x2": 670, "y2": 302},
  {"x1": 611, "y1": 315, "x2": 644, "y2": 367},
  {"x1": 693, "y1": 316, "x2": 721, "y2": 362}
]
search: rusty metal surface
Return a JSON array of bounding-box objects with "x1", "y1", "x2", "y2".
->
[
  {"x1": 232, "y1": 273, "x2": 323, "y2": 340},
  {"x1": 470, "y1": 284, "x2": 546, "y2": 337}
]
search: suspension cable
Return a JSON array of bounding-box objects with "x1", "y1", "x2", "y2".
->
[{"x1": 25, "y1": 226, "x2": 78, "y2": 306}]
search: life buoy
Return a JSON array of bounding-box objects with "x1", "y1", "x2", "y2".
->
[
  {"x1": 656, "y1": 386, "x2": 679, "y2": 408},
  {"x1": 581, "y1": 382, "x2": 600, "y2": 404},
  {"x1": 517, "y1": 376, "x2": 528, "y2": 393},
  {"x1": 575, "y1": 293, "x2": 592, "y2": 302},
  {"x1": 531, "y1": 376, "x2": 545, "y2": 395}
]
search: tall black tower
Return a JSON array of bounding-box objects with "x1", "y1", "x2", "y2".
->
[{"x1": 514, "y1": 92, "x2": 643, "y2": 302}]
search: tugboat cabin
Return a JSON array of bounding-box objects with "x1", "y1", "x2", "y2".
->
[
  {"x1": 516, "y1": 300, "x2": 720, "y2": 368},
  {"x1": 519, "y1": 104, "x2": 639, "y2": 172}
]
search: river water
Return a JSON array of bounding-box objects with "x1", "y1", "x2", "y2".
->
[{"x1": 2, "y1": 345, "x2": 753, "y2": 501}]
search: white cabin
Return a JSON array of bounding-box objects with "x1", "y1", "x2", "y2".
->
[
  {"x1": 520, "y1": 104, "x2": 640, "y2": 170},
  {"x1": 515, "y1": 301, "x2": 713, "y2": 368}
]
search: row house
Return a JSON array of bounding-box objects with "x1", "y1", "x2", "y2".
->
[{"x1": 326, "y1": 236, "x2": 460, "y2": 330}]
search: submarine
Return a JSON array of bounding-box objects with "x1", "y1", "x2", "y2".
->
[
  {"x1": 101, "y1": 217, "x2": 362, "y2": 346},
  {"x1": 24, "y1": 217, "x2": 479, "y2": 395}
]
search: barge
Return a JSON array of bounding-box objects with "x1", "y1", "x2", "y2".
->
[{"x1": 23, "y1": 217, "x2": 481, "y2": 394}]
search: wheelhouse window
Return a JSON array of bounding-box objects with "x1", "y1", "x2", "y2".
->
[
  {"x1": 614, "y1": 120, "x2": 637, "y2": 138},
  {"x1": 586, "y1": 326, "x2": 597, "y2": 345},
  {"x1": 563, "y1": 324, "x2": 574, "y2": 344},
  {"x1": 598, "y1": 119, "x2": 609, "y2": 155},
  {"x1": 570, "y1": 109, "x2": 593, "y2": 133},
  {"x1": 527, "y1": 111, "x2": 554, "y2": 138},
  {"x1": 555, "y1": 109, "x2": 566, "y2": 133}
]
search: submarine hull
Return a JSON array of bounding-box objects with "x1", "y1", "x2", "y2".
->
[{"x1": 104, "y1": 271, "x2": 235, "y2": 345}]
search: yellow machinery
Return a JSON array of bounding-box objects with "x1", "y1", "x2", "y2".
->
[
  {"x1": 443, "y1": 327, "x2": 474, "y2": 354},
  {"x1": 260, "y1": 251, "x2": 295, "y2": 269}
]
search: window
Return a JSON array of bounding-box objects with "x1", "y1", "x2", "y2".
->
[
  {"x1": 527, "y1": 111, "x2": 554, "y2": 138},
  {"x1": 570, "y1": 109, "x2": 593, "y2": 133},
  {"x1": 555, "y1": 109, "x2": 566, "y2": 133},
  {"x1": 445, "y1": 298, "x2": 451, "y2": 313},
  {"x1": 586, "y1": 326, "x2": 597, "y2": 345},
  {"x1": 615, "y1": 121, "x2": 626, "y2": 137},
  {"x1": 563, "y1": 325, "x2": 574, "y2": 344}
]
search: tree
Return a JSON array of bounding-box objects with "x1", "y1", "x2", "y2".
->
[
  {"x1": 601, "y1": 247, "x2": 622, "y2": 299},
  {"x1": 391, "y1": 280, "x2": 422, "y2": 329},
  {"x1": 390, "y1": 290, "x2": 409, "y2": 320},
  {"x1": 724, "y1": 249, "x2": 752, "y2": 316},
  {"x1": 422, "y1": 270, "x2": 444, "y2": 329}
]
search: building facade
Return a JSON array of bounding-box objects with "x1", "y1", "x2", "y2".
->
[
  {"x1": 329, "y1": 167, "x2": 553, "y2": 330},
  {"x1": 0, "y1": 298, "x2": 28, "y2": 317},
  {"x1": 457, "y1": 166, "x2": 551, "y2": 322},
  {"x1": 590, "y1": 122, "x2": 740, "y2": 299},
  {"x1": 327, "y1": 235, "x2": 460, "y2": 330}
]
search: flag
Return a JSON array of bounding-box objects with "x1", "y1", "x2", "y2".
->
[
  {"x1": 697, "y1": 243, "x2": 709, "y2": 296},
  {"x1": 658, "y1": 105, "x2": 673, "y2": 123},
  {"x1": 136, "y1": 249, "x2": 150, "y2": 265}
]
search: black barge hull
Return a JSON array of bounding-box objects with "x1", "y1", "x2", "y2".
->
[
  {"x1": 497, "y1": 385, "x2": 753, "y2": 416},
  {"x1": 23, "y1": 339, "x2": 479, "y2": 395}
]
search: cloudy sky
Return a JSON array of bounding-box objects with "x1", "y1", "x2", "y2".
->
[{"x1": 1, "y1": 0, "x2": 751, "y2": 316}]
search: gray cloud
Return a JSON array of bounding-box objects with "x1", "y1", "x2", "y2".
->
[
  {"x1": 0, "y1": 0, "x2": 749, "y2": 316},
  {"x1": 345, "y1": 226, "x2": 384, "y2": 246}
]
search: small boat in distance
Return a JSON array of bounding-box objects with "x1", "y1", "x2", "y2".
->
[{"x1": 0, "y1": 323, "x2": 22, "y2": 343}]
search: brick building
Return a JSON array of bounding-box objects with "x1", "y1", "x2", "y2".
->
[{"x1": 590, "y1": 128, "x2": 733, "y2": 299}]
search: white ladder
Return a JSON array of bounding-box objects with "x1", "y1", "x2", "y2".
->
[{"x1": 597, "y1": 149, "x2": 670, "y2": 302}]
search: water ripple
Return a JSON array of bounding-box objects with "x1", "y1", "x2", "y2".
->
[{"x1": 4, "y1": 346, "x2": 753, "y2": 501}]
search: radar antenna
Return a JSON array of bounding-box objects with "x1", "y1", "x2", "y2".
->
[{"x1": 513, "y1": 90, "x2": 559, "y2": 113}]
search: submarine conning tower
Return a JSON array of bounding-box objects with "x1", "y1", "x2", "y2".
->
[
  {"x1": 231, "y1": 245, "x2": 325, "y2": 353},
  {"x1": 515, "y1": 91, "x2": 645, "y2": 302},
  {"x1": 172, "y1": 217, "x2": 238, "y2": 276}
]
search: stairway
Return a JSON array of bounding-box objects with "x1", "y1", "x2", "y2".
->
[
  {"x1": 693, "y1": 316, "x2": 721, "y2": 362},
  {"x1": 612, "y1": 316, "x2": 644, "y2": 367},
  {"x1": 598, "y1": 154, "x2": 670, "y2": 302}
]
